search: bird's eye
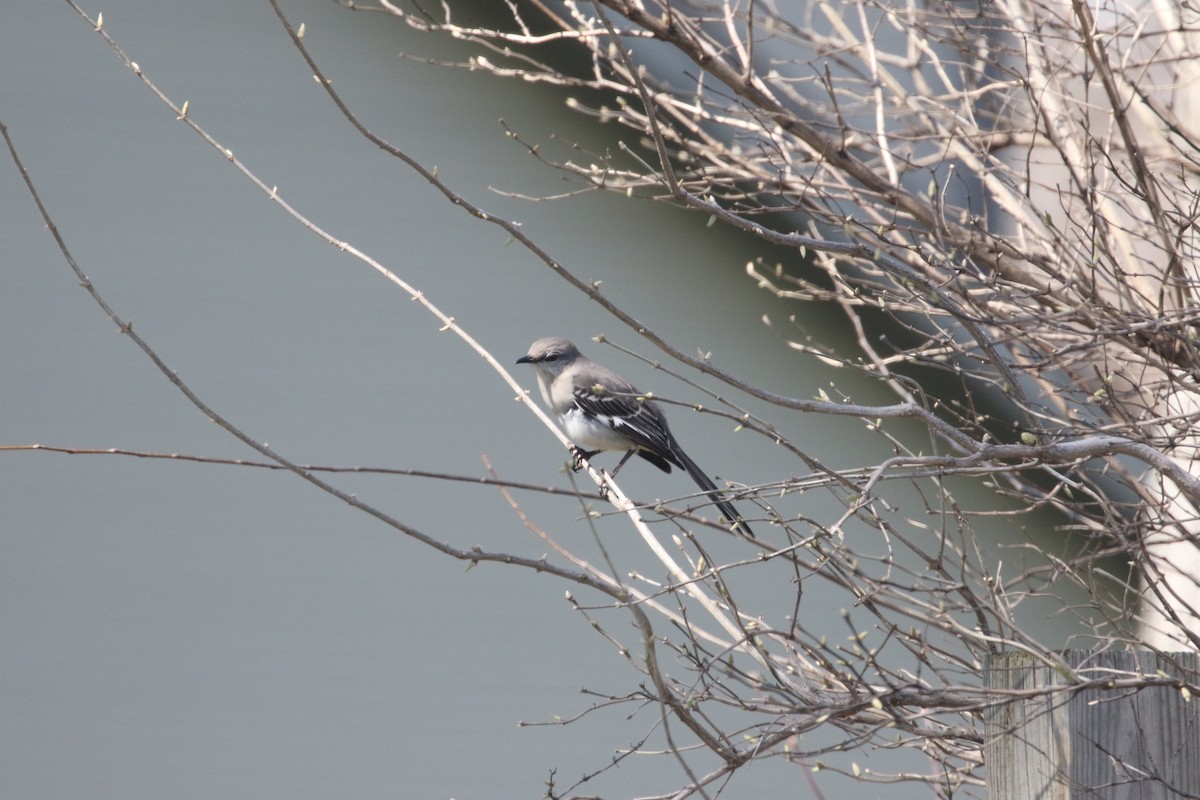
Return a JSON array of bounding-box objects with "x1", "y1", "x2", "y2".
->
[{"x1": 544, "y1": 354, "x2": 559, "y2": 362}]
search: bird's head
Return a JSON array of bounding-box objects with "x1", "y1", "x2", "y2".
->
[{"x1": 516, "y1": 337, "x2": 580, "y2": 378}]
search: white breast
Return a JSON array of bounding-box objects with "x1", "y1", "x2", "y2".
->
[{"x1": 560, "y1": 406, "x2": 633, "y2": 453}]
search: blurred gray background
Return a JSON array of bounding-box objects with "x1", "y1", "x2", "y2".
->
[{"x1": 2, "y1": 2, "x2": 1072, "y2": 797}]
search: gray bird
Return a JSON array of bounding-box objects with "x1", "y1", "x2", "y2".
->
[{"x1": 517, "y1": 337, "x2": 752, "y2": 534}]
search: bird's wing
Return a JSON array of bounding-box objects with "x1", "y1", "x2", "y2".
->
[
  {"x1": 574, "y1": 382, "x2": 752, "y2": 532},
  {"x1": 571, "y1": 385, "x2": 678, "y2": 462}
]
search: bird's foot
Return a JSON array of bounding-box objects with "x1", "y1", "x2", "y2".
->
[{"x1": 569, "y1": 447, "x2": 597, "y2": 472}]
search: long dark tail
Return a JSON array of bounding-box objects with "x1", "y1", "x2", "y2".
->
[{"x1": 673, "y1": 447, "x2": 754, "y2": 536}]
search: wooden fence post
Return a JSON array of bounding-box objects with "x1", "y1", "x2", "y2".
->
[{"x1": 984, "y1": 650, "x2": 1199, "y2": 800}]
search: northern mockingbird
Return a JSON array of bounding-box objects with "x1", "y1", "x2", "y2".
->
[{"x1": 517, "y1": 337, "x2": 752, "y2": 534}]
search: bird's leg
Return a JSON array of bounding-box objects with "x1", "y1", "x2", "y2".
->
[
  {"x1": 569, "y1": 446, "x2": 598, "y2": 472},
  {"x1": 609, "y1": 449, "x2": 636, "y2": 478},
  {"x1": 595, "y1": 450, "x2": 637, "y2": 501}
]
